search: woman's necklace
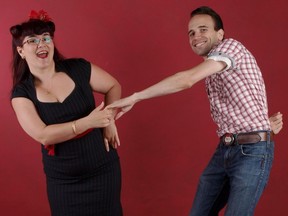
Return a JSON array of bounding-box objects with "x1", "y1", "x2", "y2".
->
[
  {"x1": 36, "y1": 73, "x2": 60, "y2": 102},
  {"x1": 44, "y1": 77, "x2": 53, "y2": 95}
]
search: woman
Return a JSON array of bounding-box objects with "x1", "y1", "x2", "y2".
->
[{"x1": 10, "y1": 10, "x2": 122, "y2": 216}]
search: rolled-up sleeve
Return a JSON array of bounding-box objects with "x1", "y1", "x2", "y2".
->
[{"x1": 207, "y1": 52, "x2": 234, "y2": 71}]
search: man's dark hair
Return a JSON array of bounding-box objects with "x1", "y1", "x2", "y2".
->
[{"x1": 191, "y1": 6, "x2": 224, "y2": 31}]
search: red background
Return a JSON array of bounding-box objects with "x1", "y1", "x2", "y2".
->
[{"x1": 1, "y1": 0, "x2": 287, "y2": 215}]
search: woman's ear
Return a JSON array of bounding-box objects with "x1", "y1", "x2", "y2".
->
[{"x1": 17, "y1": 46, "x2": 25, "y2": 59}]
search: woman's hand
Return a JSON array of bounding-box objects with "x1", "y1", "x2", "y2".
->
[
  {"x1": 87, "y1": 102, "x2": 113, "y2": 128},
  {"x1": 103, "y1": 121, "x2": 120, "y2": 152}
]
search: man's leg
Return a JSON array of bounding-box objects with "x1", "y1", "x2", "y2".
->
[
  {"x1": 224, "y1": 140, "x2": 274, "y2": 216},
  {"x1": 189, "y1": 145, "x2": 228, "y2": 216},
  {"x1": 208, "y1": 181, "x2": 230, "y2": 216}
]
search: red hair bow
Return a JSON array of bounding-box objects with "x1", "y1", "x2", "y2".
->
[{"x1": 29, "y1": 9, "x2": 52, "y2": 21}]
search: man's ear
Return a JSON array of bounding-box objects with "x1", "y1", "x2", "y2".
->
[{"x1": 217, "y1": 29, "x2": 224, "y2": 41}]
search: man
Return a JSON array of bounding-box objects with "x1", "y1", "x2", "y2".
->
[{"x1": 108, "y1": 6, "x2": 283, "y2": 216}]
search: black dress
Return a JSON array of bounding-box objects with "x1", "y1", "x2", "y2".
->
[{"x1": 12, "y1": 58, "x2": 122, "y2": 216}]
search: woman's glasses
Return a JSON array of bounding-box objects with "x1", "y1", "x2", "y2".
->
[{"x1": 22, "y1": 35, "x2": 52, "y2": 46}]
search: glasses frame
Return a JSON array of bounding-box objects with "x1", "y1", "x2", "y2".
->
[{"x1": 22, "y1": 34, "x2": 53, "y2": 46}]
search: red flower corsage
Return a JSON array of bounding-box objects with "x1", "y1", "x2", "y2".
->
[{"x1": 29, "y1": 9, "x2": 52, "y2": 21}]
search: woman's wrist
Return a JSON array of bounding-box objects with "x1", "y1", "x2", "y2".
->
[{"x1": 72, "y1": 117, "x2": 90, "y2": 135}]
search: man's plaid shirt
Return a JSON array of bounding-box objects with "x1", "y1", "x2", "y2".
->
[{"x1": 206, "y1": 38, "x2": 270, "y2": 137}]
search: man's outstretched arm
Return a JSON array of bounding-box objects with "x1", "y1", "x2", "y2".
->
[{"x1": 108, "y1": 59, "x2": 226, "y2": 119}]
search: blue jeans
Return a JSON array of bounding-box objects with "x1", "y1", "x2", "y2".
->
[{"x1": 189, "y1": 132, "x2": 274, "y2": 216}]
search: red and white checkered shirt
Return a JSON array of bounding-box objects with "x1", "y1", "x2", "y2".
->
[{"x1": 206, "y1": 38, "x2": 271, "y2": 137}]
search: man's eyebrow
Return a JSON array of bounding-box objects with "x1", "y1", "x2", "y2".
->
[
  {"x1": 198, "y1": 25, "x2": 208, "y2": 28},
  {"x1": 188, "y1": 30, "x2": 193, "y2": 35},
  {"x1": 188, "y1": 25, "x2": 209, "y2": 35}
]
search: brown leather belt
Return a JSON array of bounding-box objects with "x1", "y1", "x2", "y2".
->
[{"x1": 221, "y1": 132, "x2": 273, "y2": 146}]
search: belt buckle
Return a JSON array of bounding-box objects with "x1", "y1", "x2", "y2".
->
[{"x1": 222, "y1": 133, "x2": 235, "y2": 146}]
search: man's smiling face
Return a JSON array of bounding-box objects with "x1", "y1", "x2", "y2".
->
[{"x1": 188, "y1": 14, "x2": 224, "y2": 57}]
